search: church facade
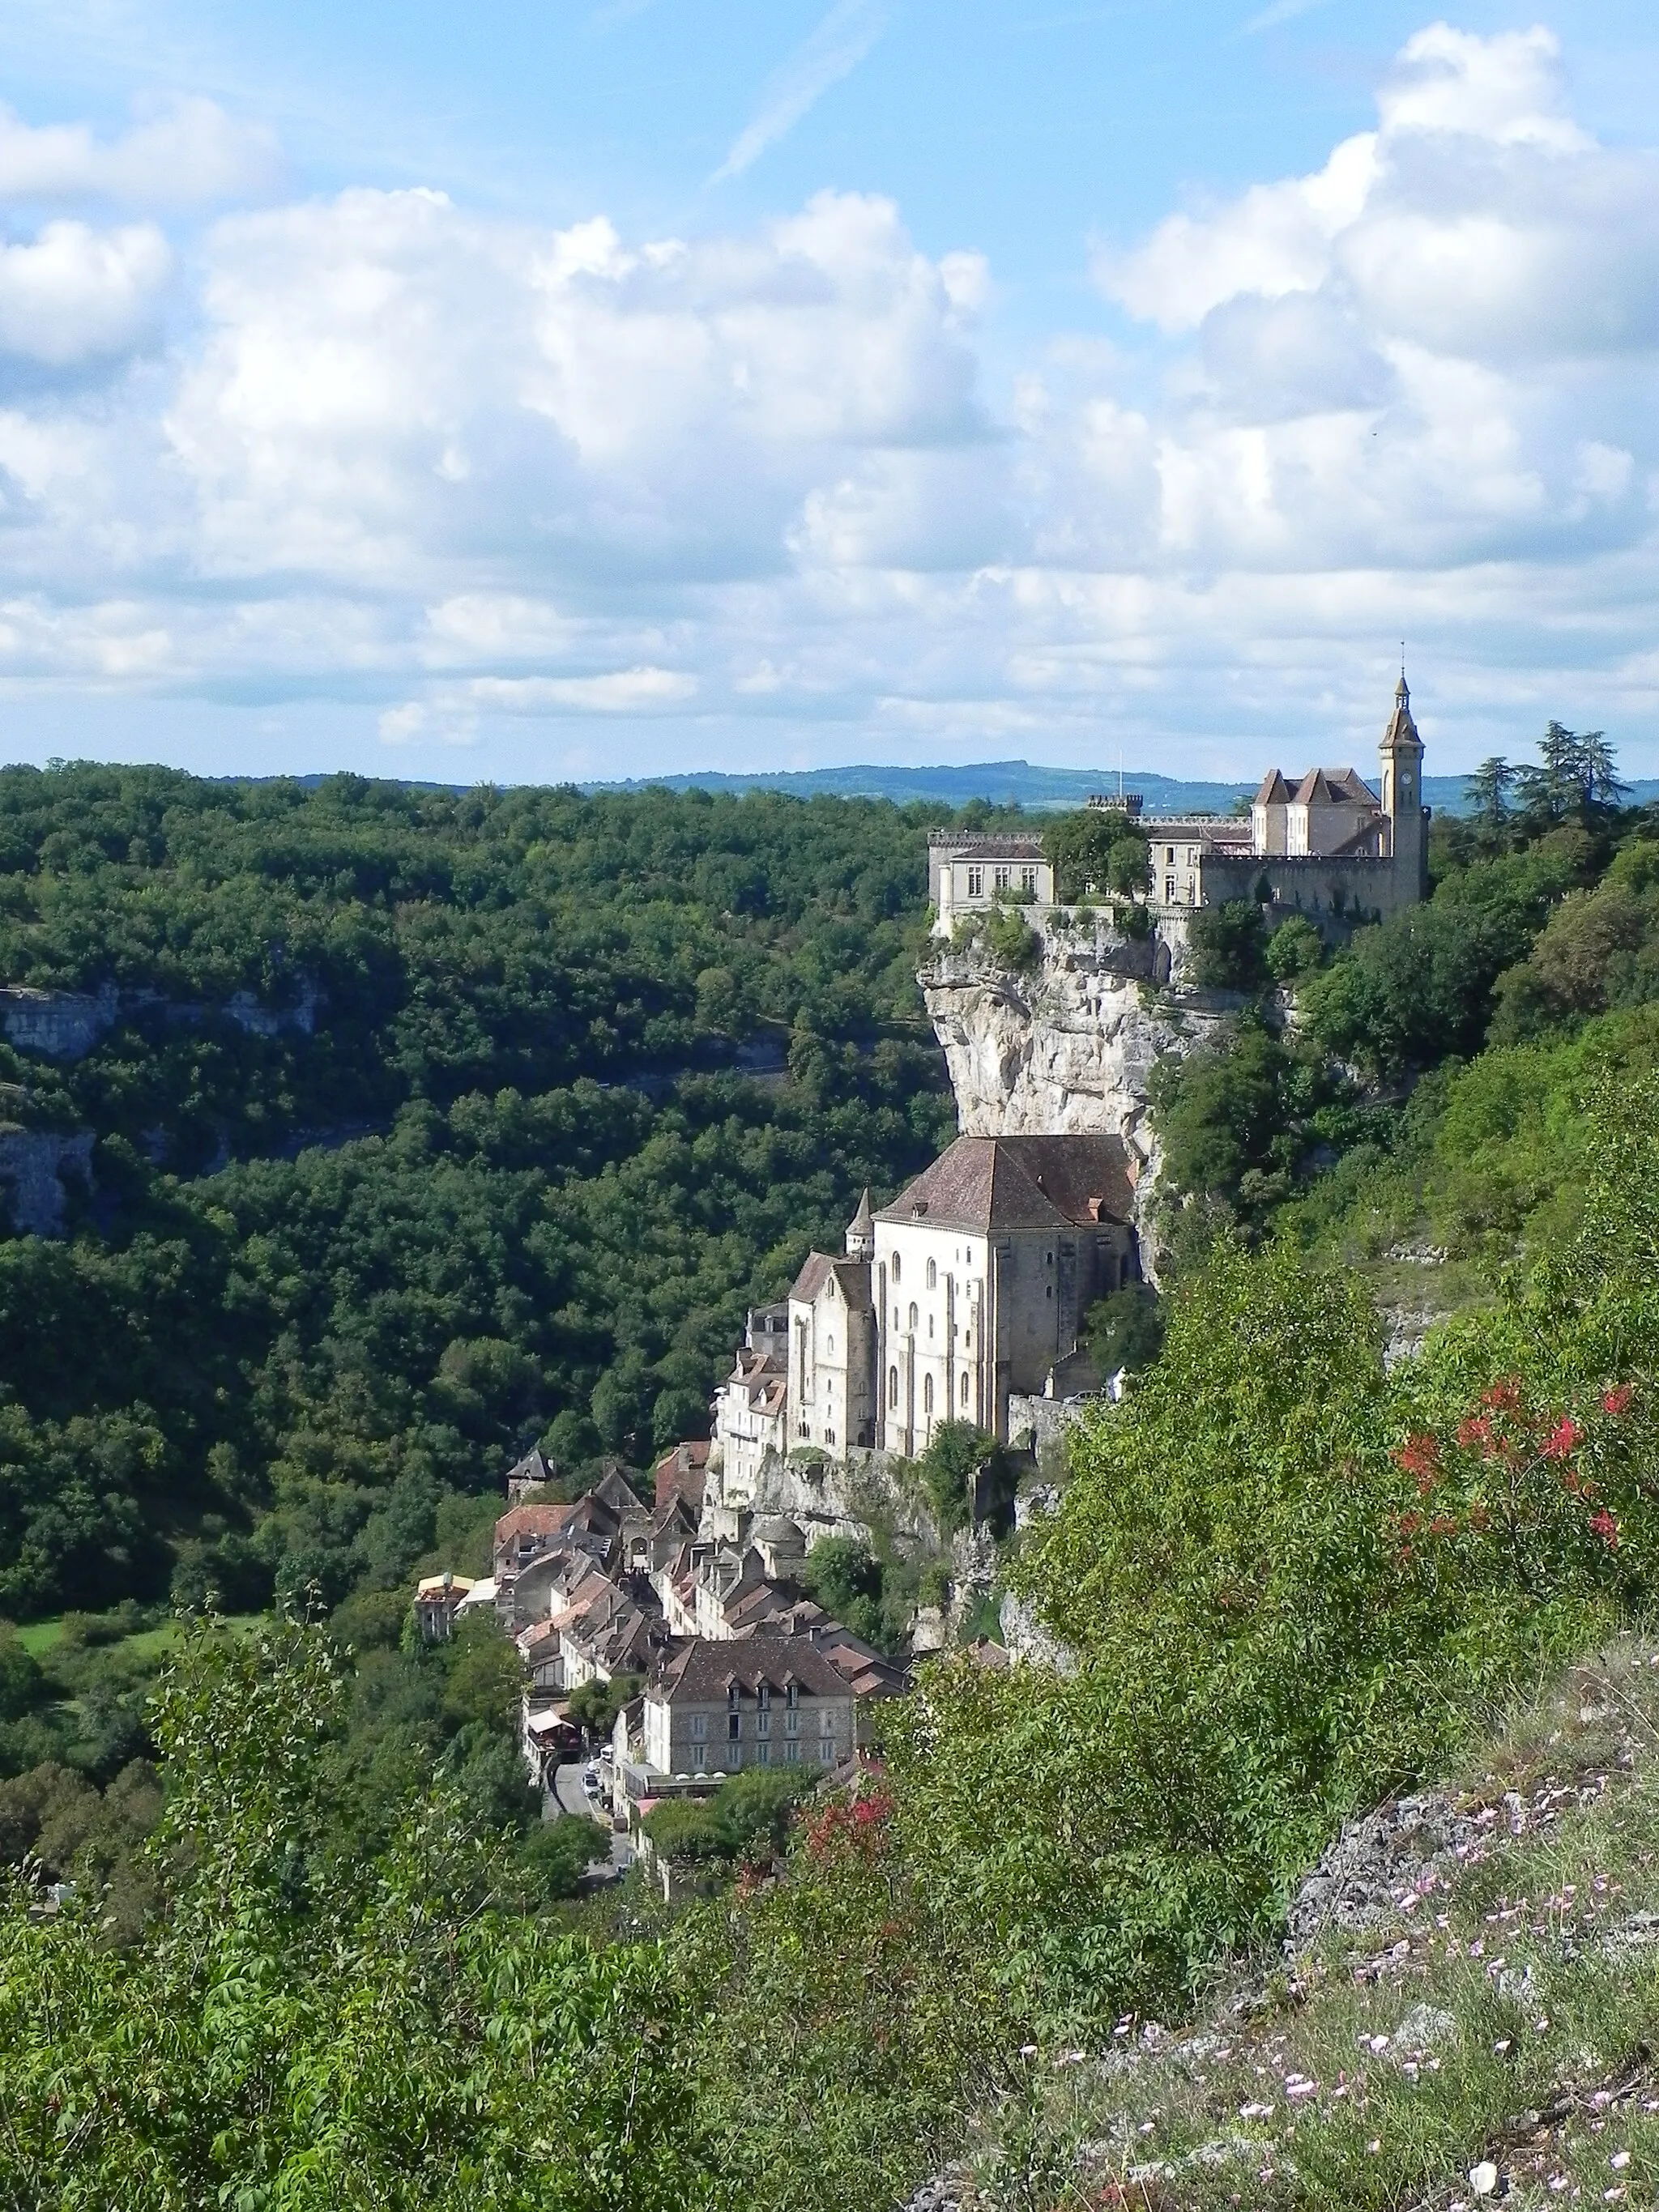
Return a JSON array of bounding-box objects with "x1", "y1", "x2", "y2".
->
[{"x1": 724, "y1": 1132, "x2": 1138, "y2": 1468}]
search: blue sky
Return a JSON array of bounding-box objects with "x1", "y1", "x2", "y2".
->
[{"x1": 1, "y1": 1, "x2": 1657, "y2": 781}]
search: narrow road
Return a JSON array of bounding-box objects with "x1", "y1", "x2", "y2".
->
[{"x1": 549, "y1": 1759, "x2": 633, "y2": 1879}]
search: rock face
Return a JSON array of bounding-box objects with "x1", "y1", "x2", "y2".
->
[
  {"x1": 0, "y1": 981, "x2": 322, "y2": 1061},
  {"x1": 919, "y1": 913, "x2": 1230, "y2": 1208},
  {"x1": 0, "y1": 1127, "x2": 94, "y2": 1234}
]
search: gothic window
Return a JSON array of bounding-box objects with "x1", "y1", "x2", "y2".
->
[
  {"x1": 891, "y1": 1253, "x2": 901, "y2": 1284},
  {"x1": 888, "y1": 1366, "x2": 898, "y2": 1408},
  {"x1": 960, "y1": 1371, "x2": 970, "y2": 1406},
  {"x1": 908, "y1": 1302, "x2": 918, "y2": 1330},
  {"x1": 923, "y1": 1375, "x2": 934, "y2": 1414},
  {"x1": 926, "y1": 1258, "x2": 936, "y2": 1289},
  {"x1": 826, "y1": 1335, "x2": 834, "y2": 1356}
]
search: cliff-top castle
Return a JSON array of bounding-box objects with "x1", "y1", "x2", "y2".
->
[{"x1": 931, "y1": 673, "x2": 1429, "y2": 931}]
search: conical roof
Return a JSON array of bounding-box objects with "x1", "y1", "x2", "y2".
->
[{"x1": 845, "y1": 1186, "x2": 875, "y2": 1255}]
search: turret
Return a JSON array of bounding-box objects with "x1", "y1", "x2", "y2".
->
[
  {"x1": 845, "y1": 1187, "x2": 874, "y2": 1260},
  {"x1": 1379, "y1": 670, "x2": 1428, "y2": 899}
]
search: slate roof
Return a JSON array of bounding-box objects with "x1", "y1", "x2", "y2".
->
[
  {"x1": 648, "y1": 1634, "x2": 851, "y2": 1703},
  {"x1": 789, "y1": 1254, "x2": 872, "y2": 1305},
  {"x1": 876, "y1": 1134, "x2": 1134, "y2": 1234},
  {"x1": 1253, "y1": 769, "x2": 1292, "y2": 805}
]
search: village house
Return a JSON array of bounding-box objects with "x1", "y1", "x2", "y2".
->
[
  {"x1": 652, "y1": 1438, "x2": 711, "y2": 1512},
  {"x1": 413, "y1": 1571, "x2": 472, "y2": 1642},
  {"x1": 642, "y1": 1634, "x2": 856, "y2": 1779},
  {"x1": 709, "y1": 1310, "x2": 790, "y2": 1504}
]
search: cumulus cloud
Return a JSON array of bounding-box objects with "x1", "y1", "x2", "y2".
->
[
  {"x1": 5, "y1": 32, "x2": 1659, "y2": 777},
  {"x1": 0, "y1": 96, "x2": 279, "y2": 207},
  {"x1": 0, "y1": 220, "x2": 170, "y2": 362}
]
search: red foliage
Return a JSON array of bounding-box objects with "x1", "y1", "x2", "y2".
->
[
  {"x1": 1602, "y1": 1384, "x2": 1635, "y2": 1417},
  {"x1": 1394, "y1": 1434, "x2": 1441, "y2": 1484},
  {"x1": 1542, "y1": 1417, "x2": 1582, "y2": 1462},
  {"x1": 1590, "y1": 1510, "x2": 1621, "y2": 1549},
  {"x1": 1482, "y1": 1378, "x2": 1524, "y2": 1415}
]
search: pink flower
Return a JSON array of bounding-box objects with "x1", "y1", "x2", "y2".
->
[
  {"x1": 1395, "y1": 1434, "x2": 1440, "y2": 1482},
  {"x1": 1589, "y1": 1510, "x2": 1620, "y2": 1549},
  {"x1": 1542, "y1": 1417, "x2": 1581, "y2": 1462},
  {"x1": 1482, "y1": 1378, "x2": 1523, "y2": 1415},
  {"x1": 1602, "y1": 1384, "x2": 1634, "y2": 1417}
]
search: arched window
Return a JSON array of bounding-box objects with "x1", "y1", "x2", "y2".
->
[
  {"x1": 826, "y1": 1335, "x2": 834, "y2": 1356},
  {"x1": 908, "y1": 1302, "x2": 918, "y2": 1331},
  {"x1": 888, "y1": 1366, "x2": 898, "y2": 1409},
  {"x1": 923, "y1": 1374, "x2": 934, "y2": 1414},
  {"x1": 926, "y1": 1258, "x2": 936, "y2": 1289},
  {"x1": 928, "y1": 1314, "x2": 934, "y2": 1338},
  {"x1": 891, "y1": 1253, "x2": 901, "y2": 1285},
  {"x1": 960, "y1": 1371, "x2": 970, "y2": 1406}
]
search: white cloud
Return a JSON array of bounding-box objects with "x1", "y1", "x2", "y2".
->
[
  {"x1": 714, "y1": 0, "x2": 889, "y2": 181},
  {"x1": 0, "y1": 220, "x2": 170, "y2": 361},
  {"x1": 5, "y1": 33, "x2": 1659, "y2": 778},
  {"x1": 0, "y1": 96, "x2": 279, "y2": 207}
]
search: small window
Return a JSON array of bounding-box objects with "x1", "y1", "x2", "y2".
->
[
  {"x1": 784, "y1": 1739, "x2": 800, "y2": 1762},
  {"x1": 826, "y1": 1335, "x2": 834, "y2": 1356},
  {"x1": 928, "y1": 1314, "x2": 934, "y2": 1339},
  {"x1": 757, "y1": 1684, "x2": 770, "y2": 1711},
  {"x1": 893, "y1": 1306, "x2": 900, "y2": 1331},
  {"x1": 926, "y1": 1258, "x2": 936, "y2": 1289},
  {"x1": 757, "y1": 1741, "x2": 771, "y2": 1765},
  {"x1": 728, "y1": 1711, "x2": 741, "y2": 1741},
  {"x1": 1021, "y1": 866, "x2": 1038, "y2": 895},
  {"x1": 923, "y1": 1375, "x2": 934, "y2": 1414},
  {"x1": 727, "y1": 1683, "x2": 740, "y2": 1709},
  {"x1": 692, "y1": 1713, "x2": 706, "y2": 1741},
  {"x1": 966, "y1": 864, "x2": 983, "y2": 898},
  {"x1": 787, "y1": 1682, "x2": 799, "y2": 1708},
  {"x1": 891, "y1": 1254, "x2": 901, "y2": 1285},
  {"x1": 692, "y1": 1744, "x2": 706, "y2": 1771},
  {"x1": 888, "y1": 1366, "x2": 898, "y2": 1408},
  {"x1": 1165, "y1": 876, "x2": 1177, "y2": 902},
  {"x1": 908, "y1": 1302, "x2": 918, "y2": 1330},
  {"x1": 994, "y1": 865, "x2": 1011, "y2": 892},
  {"x1": 757, "y1": 1711, "x2": 770, "y2": 1737},
  {"x1": 961, "y1": 1372, "x2": 970, "y2": 1405},
  {"x1": 820, "y1": 1709, "x2": 835, "y2": 1736}
]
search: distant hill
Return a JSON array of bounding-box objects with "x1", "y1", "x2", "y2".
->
[
  {"x1": 583, "y1": 761, "x2": 1659, "y2": 817},
  {"x1": 582, "y1": 760, "x2": 1254, "y2": 813}
]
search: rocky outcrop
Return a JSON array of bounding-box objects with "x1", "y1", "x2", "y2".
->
[
  {"x1": 919, "y1": 913, "x2": 1230, "y2": 1204},
  {"x1": 0, "y1": 981, "x2": 322, "y2": 1060},
  {"x1": 0, "y1": 1127, "x2": 93, "y2": 1234}
]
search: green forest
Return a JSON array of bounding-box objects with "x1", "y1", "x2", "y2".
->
[{"x1": 6, "y1": 740, "x2": 1659, "y2": 2207}]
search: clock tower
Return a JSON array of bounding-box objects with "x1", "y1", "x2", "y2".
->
[{"x1": 1379, "y1": 671, "x2": 1428, "y2": 899}]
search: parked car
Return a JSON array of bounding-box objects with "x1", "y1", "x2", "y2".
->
[{"x1": 582, "y1": 1764, "x2": 601, "y2": 1797}]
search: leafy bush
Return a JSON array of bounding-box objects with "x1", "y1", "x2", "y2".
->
[
  {"x1": 982, "y1": 902, "x2": 1040, "y2": 973},
  {"x1": 1265, "y1": 913, "x2": 1324, "y2": 982},
  {"x1": 1188, "y1": 899, "x2": 1267, "y2": 990},
  {"x1": 0, "y1": 1617, "x2": 716, "y2": 2209}
]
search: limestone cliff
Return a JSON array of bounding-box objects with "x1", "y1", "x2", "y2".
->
[{"x1": 919, "y1": 913, "x2": 1228, "y2": 1201}]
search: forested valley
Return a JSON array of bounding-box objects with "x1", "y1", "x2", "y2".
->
[{"x1": 6, "y1": 741, "x2": 1659, "y2": 2209}]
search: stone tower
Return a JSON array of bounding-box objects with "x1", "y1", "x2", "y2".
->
[
  {"x1": 844, "y1": 1187, "x2": 874, "y2": 1260},
  {"x1": 1379, "y1": 671, "x2": 1428, "y2": 899}
]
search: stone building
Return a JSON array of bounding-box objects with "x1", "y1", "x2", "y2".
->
[
  {"x1": 739, "y1": 1134, "x2": 1137, "y2": 1463},
  {"x1": 870, "y1": 1133, "x2": 1137, "y2": 1454},
  {"x1": 709, "y1": 1306, "x2": 790, "y2": 1505},
  {"x1": 928, "y1": 831, "x2": 1054, "y2": 936},
  {"x1": 642, "y1": 1634, "x2": 855, "y2": 1777},
  {"x1": 785, "y1": 1197, "x2": 877, "y2": 1455},
  {"x1": 1087, "y1": 674, "x2": 1431, "y2": 921}
]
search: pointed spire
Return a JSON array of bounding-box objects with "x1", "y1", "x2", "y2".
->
[{"x1": 845, "y1": 1186, "x2": 874, "y2": 1259}]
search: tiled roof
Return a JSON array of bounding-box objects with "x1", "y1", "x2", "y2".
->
[
  {"x1": 648, "y1": 1634, "x2": 851, "y2": 1703},
  {"x1": 494, "y1": 1500, "x2": 579, "y2": 1549},
  {"x1": 1254, "y1": 769, "x2": 1291, "y2": 804},
  {"x1": 790, "y1": 1252, "x2": 872, "y2": 1305},
  {"x1": 876, "y1": 1133, "x2": 1134, "y2": 1234}
]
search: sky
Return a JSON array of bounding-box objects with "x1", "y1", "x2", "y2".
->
[{"x1": 1, "y1": 2, "x2": 1657, "y2": 784}]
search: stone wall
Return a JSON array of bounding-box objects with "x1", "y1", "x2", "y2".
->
[{"x1": 1199, "y1": 850, "x2": 1417, "y2": 927}]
